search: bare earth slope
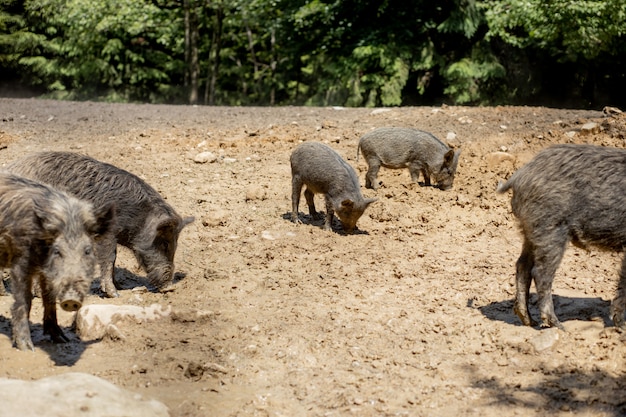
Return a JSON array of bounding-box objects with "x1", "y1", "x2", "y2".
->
[{"x1": 0, "y1": 98, "x2": 625, "y2": 416}]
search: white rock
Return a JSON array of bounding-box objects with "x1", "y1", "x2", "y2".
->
[
  {"x1": 485, "y1": 151, "x2": 515, "y2": 170},
  {"x1": 76, "y1": 304, "x2": 171, "y2": 341},
  {"x1": 193, "y1": 151, "x2": 217, "y2": 163},
  {"x1": 371, "y1": 108, "x2": 391, "y2": 115},
  {"x1": 0, "y1": 372, "x2": 169, "y2": 417},
  {"x1": 579, "y1": 122, "x2": 600, "y2": 135},
  {"x1": 530, "y1": 328, "x2": 560, "y2": 352},
  {"x1": 446, "y1": 132, "x2": 457, "y2": 141}
]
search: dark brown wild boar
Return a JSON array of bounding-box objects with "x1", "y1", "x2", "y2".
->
[
  {"x1": 0, "y1": 172, "x2": 115, "y2": 351},
  {"x1": 498, "y1": 144, "x2": 626, "y2": 330},
  {"x1": 8, "y1": 152, "x2": 194, "y2": 298}
]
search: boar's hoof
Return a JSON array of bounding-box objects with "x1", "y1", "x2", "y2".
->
[
  {"x1": 540, "y1": 317, "x2": 565, "y2": 331},
  {"x1": 105, "y1": 289, "x2": 120, "y2": 298},
  {"x1": 48, "y1": 328, "x2": 70, "y2": 344},
  {"x1": 14, "y1": 337, "x2": 35, "y2": 352},
  {"x1": 513, "y1": 304, "x2": 537, "y2": 327},
  {"x1": 60, "y1": 299, "x2": 82, "y2": 312},
  {"x1": 158, "y1": 283, "x2": 176, "y2": 294},
  {"x1": 611, "y1": 312, "x2": 625, "y2": 330}
]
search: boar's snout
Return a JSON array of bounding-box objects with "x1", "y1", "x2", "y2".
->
[{"x1": 60, "y1": 298, "x2": 82, "y2": 312}]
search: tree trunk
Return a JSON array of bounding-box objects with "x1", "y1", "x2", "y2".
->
[
  {"x1": 188, "y1": 0, "x2": 200, "y2": 105},
  {"x1": 183, "y1": 0, "x2": 191, "y2": 89},
  {"x1": 205, "y1": 3, "x2": 223, "y2": 105}
]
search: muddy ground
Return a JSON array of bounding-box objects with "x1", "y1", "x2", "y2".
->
[{"x1": 0, "y1": 98, "x2": 625, "y2": 416}]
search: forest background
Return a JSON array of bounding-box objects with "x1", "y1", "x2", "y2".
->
[{"x1": 1, "y1": 0, "x2": 625, "y2": 109}]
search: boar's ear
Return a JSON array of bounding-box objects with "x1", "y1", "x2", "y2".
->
[
  {"x1": 91, "y1": 202, "x2": 117, "y2": 240},
  {"x1": 33, "y1": 201, "x2": 60, "y2": 239},
  {"x1": 181, "y1": 216, "x2": 195, "y2": 229},
  {"x1": 156, "y1": 218, "x2": 180, "y2": 240},
  {"x1": 364, "y1": 198, "x2": 377, "y2": 207},
  {"x1": 341, "y1": 199, "x2": 355, "y2": 210},
  {"x1": 443, "y1": 149, "x2": 455, "y2": 167}
]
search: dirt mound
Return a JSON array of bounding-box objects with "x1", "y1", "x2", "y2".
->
[{"x1": 0, "y1": 99, "x2": 624, "y2": 416}]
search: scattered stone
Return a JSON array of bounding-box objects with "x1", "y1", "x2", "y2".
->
[
  {"x1": 456, "y1": 194, "x2": 472, "y2": 208},
  {"x1": 529, "y1": 328, "x2": 560, "y2": 352},
  {"x1": 193, "y1": 151, "x2": 217, "y2": 163},
  {"x1": 245, "y1": 186, "x2": 267, "y2": 201},
  {"x1": 201, "y1": 209, "x2": 229, "y2": 227},
  {"x1": 485, "y1": 151, "x2": 515, "y2": 170},
  {"x1": 579, "y1": 122, "x2": 600, "y2": 135},
  {"x1": 603, "y1": 106, "x2": 622, "y2": 116},
  {"x1": 171, "y1": 309, "x2": 214, "y2": 323},
  {"x1": 446, "y1": 132, "x2": 457, "y2": 141},
  {"x1": 76, "y1": 304, "x2": 172, "y2": 341},
  {"x1": 371, "y1": 108, "x2": 391, "y2": 115},
  {"x1": 0, "y1": 373, "x2": 169, "y2": 417},
  {"x1": 222, "y1": 157, "x2": 237, "y2": 164}
]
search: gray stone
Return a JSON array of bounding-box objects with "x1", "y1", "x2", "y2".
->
[
  {"x1": 76, "y1": 304, "x2": 172, "y2": 341},
  {"x1": 0, "y1": 372, "x2": 169, "y2": 417}
]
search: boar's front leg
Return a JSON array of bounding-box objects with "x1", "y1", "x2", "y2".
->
[
  {"x1": 514, "y1": 238, "x2": 537, "y2": 327},
  {"x1": 39, "y1": 273, "x2": 69, "y2": 344},
  {"x1": 10, "y1": 263, "x2": 35, "y2": 351},
  {"x1": 97, "y1": 240, "x2": 119, "y2": 298},
  {"x1": 610, "y1": 255, "x2": 626, "y2": 329}
]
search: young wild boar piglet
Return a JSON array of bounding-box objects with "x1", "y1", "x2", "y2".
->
[
  {"x1": 357, "y1": 127, "x2": 461, "y2": 190},
  {"x1": 290, "y1": 142, "x2": 376, "y2": 233}
]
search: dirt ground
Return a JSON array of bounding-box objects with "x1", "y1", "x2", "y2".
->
[{"x1": 0, "y1": 98, "x2": 625, "y2": 417}]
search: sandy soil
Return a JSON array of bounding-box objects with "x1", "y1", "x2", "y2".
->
[{"x1": 0, "y1": 98, "x2": 625, "y2": 417}]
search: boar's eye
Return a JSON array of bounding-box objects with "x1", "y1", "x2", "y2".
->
[
  {"x1": 84, "y1": 245, "x2": 93, "y2": 256},
  {"x1": 52, "y1": 247, "x2": 62, "y2": 258}
]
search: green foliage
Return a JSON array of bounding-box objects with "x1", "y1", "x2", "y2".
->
[
  {"x1": 16, "y1": 0, "x2": 183, "y2": 101},
  {"x1": 484, "y1": 0, "x2": 626, "y2": 61},
  {"x1": 1, "y1": 0, "x2": 626, "y2": 106},
  {"x1": 442, "y1": 42, "x2": 506, "y2": 104}
]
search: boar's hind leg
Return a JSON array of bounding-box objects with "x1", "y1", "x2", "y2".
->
[
  {"x1": 419, "y1": 167, "x2": 431, "y2": 187},
  {"x1": 39, "y1": 274, "x2": 69, "y2": 343},
  {"x1": 304, "y1": 188, "x2": 322, "y2": 220},
  {"x1": 514, "y1": 238, "x2": 536, "y2": 327},
  {"x1": 532, "y1": 232, "x2": 568, "y2": 330},
  {"x1": 610, "y1": 255, "x2": 626, "y2": 329},
  {"x1": 291, "y1": 175, "x2": 304, "y2": 224},
  {"x1": 10, "y1": 265, "x2": 34, "y2": 351},
  {"x1": 365, "y1": 157, "x2": 382, "y2": 190},
  {"x1": 364, "y1": 158, "x2": 381, "y2": 190},
  {"x1": 98, "y1": 242, "x2": 119, "y2": 298}
]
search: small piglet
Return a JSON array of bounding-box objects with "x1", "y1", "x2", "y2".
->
[
  {"x1": 0, "y1": 172, "x2": 115, "y2": 351},
  {"x1": 8, "y1": 152, "x2": 194, "y2": 298},
  {"x1": 290, "y1": 142, "x2": 376, "y2": 233},
  {"x1": 357, "y1": 127, "x2": 461, "y2": 190},
  {"x1": 498, "y1": 144, "x2": 626, "y2": 330}
]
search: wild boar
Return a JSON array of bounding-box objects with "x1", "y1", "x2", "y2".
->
[
  {"x1": 290, "y1": 142, "x2": 376, "y2": 233},
  {"x1": 0, "y1": 172, "x2": 115, "y2": 350},
  {"x1": 498, "y1": 144, "x2": 626, "y2": 329},
  {"x1": 357, "y1": 127, "x2": 460, "y2": 190},
  {"x1": 8, "y1": 152, "x2": 194, "y2": 298}
]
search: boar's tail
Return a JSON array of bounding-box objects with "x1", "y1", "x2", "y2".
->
[
  {"x1": 496, "y1": 178, "x2": 513, "y2": 194},
  {"x1": 356, "y1": 144, "x2": 361, "y2": 162}
]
